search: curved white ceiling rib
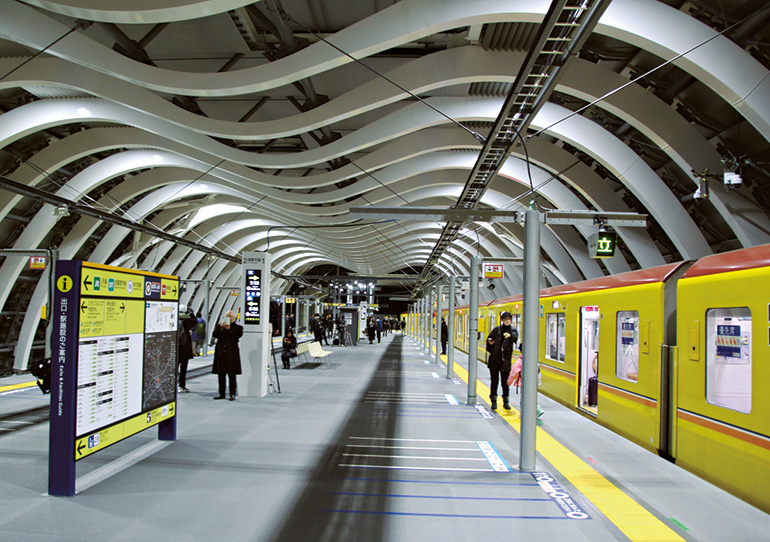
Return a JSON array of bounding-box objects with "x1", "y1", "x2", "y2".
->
[
  {"x1": 0, "y1": 93, "x2": 744, "y2": 255},
  {"x1": 20, "y1": 0, "x2": 255, "y2": 24},
  {"x1": 0, "y1": 95, "x2": 711, "y2": 258},
  {"x1": 3, "y1": 0, "x2": 767, "y2": 141}
]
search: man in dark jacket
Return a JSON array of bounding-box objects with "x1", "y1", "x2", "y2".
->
[
  {"x1": 177, "y1": 306, "x2": 196, "y2": 393},
  {"x1": 212, "y1": 310, "x2": 243, "y2": 401},
  {"x1": 440, "y1": 317, "x2": 448, "y2": 355},
  {"x1": 311, "y1": 314, "x2": 327, "y2": 345},
  {"x1": 485, "y1": 311, "x2": 518, "y2": 411}
]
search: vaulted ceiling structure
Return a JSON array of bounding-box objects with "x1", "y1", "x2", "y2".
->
[{"x1": 0, "y1": 0, "x2": 767, "y2": 373}]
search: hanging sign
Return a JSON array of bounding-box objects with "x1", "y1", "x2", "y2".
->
[
  {"x1": 484, "y1": 263, "x2": 504, "y2": 279},
  {"x1": 30, "y1": 256, "x2": 47, "y2": 270}
]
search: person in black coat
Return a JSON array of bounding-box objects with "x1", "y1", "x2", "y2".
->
[
  {"x1": 311, "y1": 314, "x2": 327, "y2": 345},
  {"x1": 440, "y1": 317, "x2": 448, "y2": 355},
  {"x1": 485, "y1": 311, "x2": 518, "y2": 411},
  {"x1": 177, "y1": 306, "x2": 196, "y2": 393},
  {"x1": 281, "y1": 329, "x2": 297, "y2": 369},
  {"x1": 212, "y1": 310, "x2": 243, "y2": 401}
]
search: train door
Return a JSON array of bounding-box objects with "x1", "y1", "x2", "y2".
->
[{"x1": 578, "y1": 305, "x2": 600, "y2": 415}]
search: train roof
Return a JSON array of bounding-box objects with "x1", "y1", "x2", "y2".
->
[
  {"x1": 485, "y1": 262, "x2": 687, "y2": 305},
  {"x1": 680, "y1": 244, "x2": 770, "y2": 279}
]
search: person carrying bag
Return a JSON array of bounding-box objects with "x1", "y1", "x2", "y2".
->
[{"x1": 507, "y1": 343, "x2": 544, "y2": 418}]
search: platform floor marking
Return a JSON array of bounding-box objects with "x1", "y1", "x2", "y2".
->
[
  {"x1": 330, "y1": 491, "x2": 551, "y2": 502},
  {"x1": 451, "y1": 361, "x2": 686, "y2": 542},
  {"x1": 345, "y1": 444, "x2": 479, "y2": 452},
  {"x1": 342, "y1": 437, "x2": 511, "y2": 473},
  {"x1": 321, "y1": 509, "x2": 569, "y2": 520},
  {"x1": 338, "y1": 464, "x2": 498, "y2": 473},
  {"x1": 342, "y1": 453, "x2": 488, "y2": 462},
  {"x1": 0, "y1": 381, "x2": 38, "y2": 395}
]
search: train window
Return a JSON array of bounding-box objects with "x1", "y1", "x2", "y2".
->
[
  {"x1": 456, "y1": 315, "x2": 462, "y2": 338},
  {"x1": 705, "y1": 308, "x2": 752, "y2": 414},
  {"x1": 489, "y1": 313, "x2": 497, "y2": 331},
  {"x1": 546, "y1": 313, "x2": 566, "y2": 362},
  {"x1": 616, "y1": 311, "x2": 639, "y2": 382},
  {"x1": 511, "y1": 313, "x2": 521, "y2": 335}
]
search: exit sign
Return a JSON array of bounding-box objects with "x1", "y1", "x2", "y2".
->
[{"x1": 588, "y1": 231, "x2": 617, "y2": 258}]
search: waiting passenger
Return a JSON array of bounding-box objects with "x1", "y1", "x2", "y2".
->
[
  {"x1": 212, "y1": 310, "x2": 242, "y2": 401},
  {"x1": 485, "y1": 311, "x2": 518, "y2": 410},
  {"x1": 281, "y1": 329, "x2": 297, "y2": 370}
]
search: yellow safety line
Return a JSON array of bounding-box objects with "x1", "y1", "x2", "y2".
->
[
  {"x1": 445, "y1": 354, "x2": 685, "y2": 542},
  {"x1": 0, "y1": 381, "x2": 38, "y2": 393}
]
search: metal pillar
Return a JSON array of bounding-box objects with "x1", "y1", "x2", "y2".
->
[
  {"x1": 46, "y1": 249, "x2": 58, "y2": 361},
  {"x1": 435, "y1": 284, "x2": 443, "y2": 364},
  {"x1": 280, "y1": 296, "x2": 286, "y2": 337},
  {"x1": 520, "y1": 210, "x2": 541, "y2": 471},
  {"x1": 420, "y1": 294, "x2": 429, "y2": 346},
  {"x1": 447, "y1": 276, "x2": 455, "y2": 380},
  {"x1": 467, "y1": 256, "x2": 480, "y2": 405},
  {"x1": 203, "y1": 280, "x2": 210, "y2": 345}
]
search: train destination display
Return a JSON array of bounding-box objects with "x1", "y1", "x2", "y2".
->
[
  {"x1": 244, "y1": 268, "x2": 262, "y2": 326},
  {"x1": 49, "y1": 261, "x2": 180, "y2": 495}
]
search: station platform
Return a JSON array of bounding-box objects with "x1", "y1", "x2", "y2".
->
[{"x1": 1, "y1": 333, "x2": 769, "y2": 541}]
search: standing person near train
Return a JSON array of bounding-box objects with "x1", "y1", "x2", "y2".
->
[
  {"x1": 508, "y1": 343, "x2": 544, "y2": 418},
  {"x1": 485, "y1": 311, "x2": 518, "y2": 411}
]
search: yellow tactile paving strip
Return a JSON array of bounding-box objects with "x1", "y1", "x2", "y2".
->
[
  {"x1": 446, "y1": 353, "x2": 686, "y2": 542},
  {"x1": 0, "y1": 381, "x2": 38, "y2": 393}
]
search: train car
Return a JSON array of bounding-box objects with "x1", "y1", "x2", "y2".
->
[
  {"x1": 535, "y1": 264, "x2": 688, "y2": 453},
  {"x1": 402, "y1": 245, "x2": 770, "y2": 513},
  {"x1": 673, "y1": 245, "x2": 770, "y2": 513}
]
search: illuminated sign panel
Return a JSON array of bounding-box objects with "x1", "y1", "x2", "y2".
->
[
  {"x1": 244, "y1": 269, "x2": 262, "y2": 326},
  {"x1": 588, "y1": 231, "x2": 617, "y2": 258}
]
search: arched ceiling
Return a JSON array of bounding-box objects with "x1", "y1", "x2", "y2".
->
[{"x1": 0, "y1": 0, "x2": 768, "y2": 373}]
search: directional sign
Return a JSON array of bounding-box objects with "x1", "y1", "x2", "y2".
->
[{"x1": 484, "y1": 263, "x2": 504, "y2": 279}]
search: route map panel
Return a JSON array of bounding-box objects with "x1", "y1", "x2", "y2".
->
[{"x1": 53, "y1": 261, "x2": 180, "y2": 461}]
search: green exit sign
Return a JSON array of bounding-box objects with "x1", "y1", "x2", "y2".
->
[{"x1": 588, "y1": 231, "x2": 617, "y2": 258}]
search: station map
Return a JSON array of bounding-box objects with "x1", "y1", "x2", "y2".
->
[{"x1": 75, "y1": 268, "x2": 178, "y2": 438}]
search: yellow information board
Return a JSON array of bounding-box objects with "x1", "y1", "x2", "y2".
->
[{"x1": 75, "y1": 402, "x2": 176, "y2": 459}]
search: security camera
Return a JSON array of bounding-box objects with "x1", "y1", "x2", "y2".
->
[
  {"x1": 487, "y1": 280, "x2": 495, "y2": 291},
  {"x1": 723, "y1": 171, "x2": 742, "y2": 188}
]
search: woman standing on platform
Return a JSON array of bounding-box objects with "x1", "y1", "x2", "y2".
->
[{"x1": 212, "y1": 310, "x2": 243, "y2": 401}]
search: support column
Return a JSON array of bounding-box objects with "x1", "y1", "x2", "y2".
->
[
  {"x1": 240, "y1": 252, "x2": 271, "y2": 397},
  {"x1": 447, "y1": 277, "x2": 455, "y2": 380},
  {"x1": 520, "y1": 210, "x2": 541, "y2": 470},
  {"x1": 203, "y1": 279, "x2": 211, "y2": 348},
  {"x1": 435, "y1": 284, "x2": 443, "y2": 364},
  {"x1": 467, "y1": 256, "x2": 480, "y2": 405}
]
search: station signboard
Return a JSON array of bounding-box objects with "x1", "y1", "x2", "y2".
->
[{"x1": 49, "y1": 261, "x2": 179, "y2": 496}]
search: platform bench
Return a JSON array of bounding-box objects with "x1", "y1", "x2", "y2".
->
[{"x1": 307, "y1": 341, "x2": 332, "y2": 363}]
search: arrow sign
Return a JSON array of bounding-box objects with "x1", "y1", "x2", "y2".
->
[
  {"x1": 80, "y1": 301, "x2": 87, "y2": 313},
  {"x1": 83, "y1": 275, "x2": 92, "y2": 290},
  {"x1": 120, "y1": 303, "x2": 125, "y2": 312},
  {"x1": 172, "y1": 286, "x2": 177, "y2": 295},
  {"x1": 77, "y1": 441, "x2": 85, "y2": 456}
]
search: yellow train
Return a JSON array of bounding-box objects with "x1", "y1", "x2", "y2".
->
[{"x1": 404, "y1": 244, "x2": 770, "y2": 513}]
